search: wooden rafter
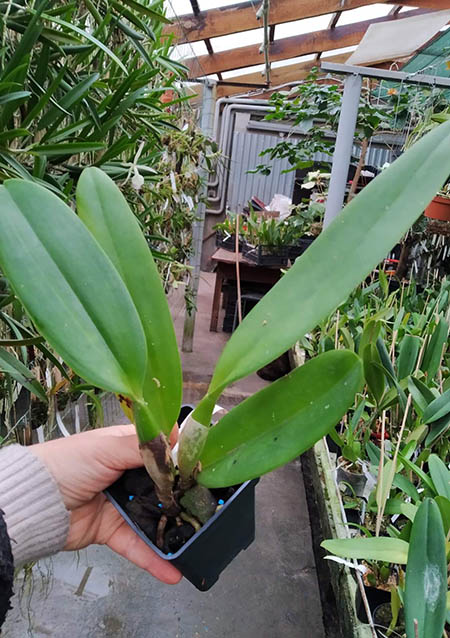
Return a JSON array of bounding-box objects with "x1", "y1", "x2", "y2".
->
[
  {"x1": 185, "y1": 8, "x2": 427, "y2": 78},
  {"x1": 215, "y1": 52, "x2": 351, "y2": 98},
  {"x1": 164, "y1": 0, "x2": 450, "y2": 44}
]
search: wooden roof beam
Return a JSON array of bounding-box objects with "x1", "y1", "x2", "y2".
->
[
  {"x1": 186, "y1": 8, "x2": 427, "y2": 78},
  {"x1": 164, "y1": 0, "x2": 449, "y2": 44},
  {"x1": 215, "y1": 52, "x2": 351, "y2": 98}
]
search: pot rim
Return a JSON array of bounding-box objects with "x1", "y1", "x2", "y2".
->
[{"x1": 105, "y1": 478, "x2": 256, "y2": 561}]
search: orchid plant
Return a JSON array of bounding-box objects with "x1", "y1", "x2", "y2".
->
[{"x1": 0, "y1": 120, "x2": 449, "y2": 529}]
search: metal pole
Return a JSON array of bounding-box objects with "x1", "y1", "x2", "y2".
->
[
  {"x1": 323, "y1": 72, "x2": 362, "y2": 228},
  {"x1": 182, "y1": 80, "x2": 216, "y2": 352}
]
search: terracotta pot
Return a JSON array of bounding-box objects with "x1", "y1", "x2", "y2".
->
[{"x1": 425, "y1": 195, "x2": 450, "y2": 221}]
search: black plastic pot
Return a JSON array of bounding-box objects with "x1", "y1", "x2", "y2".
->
[
  {"x1": 242, "y1": 241, "x2": 289, "y2": 266},
  {"x1": 215, "y1": 231, "x2": 243, "y2": 252},
  {"x1": 105, "y1": 476, "x2": 258, "y2": 591},
  {"x1": 288, "y1": 237, "x2": 315, "y2": 261}
]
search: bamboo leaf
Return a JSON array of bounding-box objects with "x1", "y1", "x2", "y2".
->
[
  {"x1": 321, "y1": 537, "x2": 409, "y2": 564},
  {"x1": 0, "y1": 179, "x2": 147, "y2": 398},
  {"x1": 195, "y1": 119, "x2": 450, "y2": 424},
  {"x1": 404, "y1": 499, "x2": 447, "y2": 638},
  {"x1": 198, "y1": 350, "x2": 363, "y2": 487},
  {"x1": 76, "y1": 167, "x2": 182, "y2": 438}
]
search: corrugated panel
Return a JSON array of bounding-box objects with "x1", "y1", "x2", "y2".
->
[
  {"x1": 226, "y1": 132, "x2": 394, "y2": 212},
  {"x1": 227, "y1": 131, "x2": 295, "y2": 211}
]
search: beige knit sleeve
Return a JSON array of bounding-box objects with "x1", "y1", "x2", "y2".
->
[{"x1": 0, "y1": 444, "x2": 69, "y2": 566}]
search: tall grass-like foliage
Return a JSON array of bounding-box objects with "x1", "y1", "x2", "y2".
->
[{"x1": 0, "y1": 0, "x2": 187, "y2": 194}]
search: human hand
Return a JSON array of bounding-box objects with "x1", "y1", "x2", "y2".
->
[{"x1": 30, "y1": 425, "x2": 181, "y2": 585}]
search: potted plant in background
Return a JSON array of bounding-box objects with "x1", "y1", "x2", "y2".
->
[
  {"x1": 0, "y1": 120, "x2": 449, "y2": 592},
  {"x1": 425, "y1": 182, "x2": 450, "y2": 221}
]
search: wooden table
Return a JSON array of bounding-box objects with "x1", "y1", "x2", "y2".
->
[{"x1": 209, "y1": 248, "x2": 283, "y2": 331}]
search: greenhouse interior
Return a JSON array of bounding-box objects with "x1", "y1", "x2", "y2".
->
[{"x1": 1, "y1": 1, "x2": 450, "y2": 637}]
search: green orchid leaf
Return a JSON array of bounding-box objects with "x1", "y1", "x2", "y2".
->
[
  {"x1": 76, "y1": 167, "x2": 182, "y2": 438},
  {"x1": 321, "y1": 537, "x2": 409, "y2": 564},
  {"x1": 428, "y1": 454, "x2": 450, "y2": 500},
  {"x1": 425, "y1": 413, "x2": 450, "y2": 447},
  {"x1": 0, "y1": 179, "x2": 147, "y2": 398},
  {"x1": 408, "y1": 376, "x2": 435, "y2": 417},
  {"x1": 404, "y1": 499, "x2": 447, "y2": 638},
  {"x1": 0, "y1": 347, "x2": 47, "y2": 402},
  {"x1": 197, "y1": 350, "x2": 363, "y2": 487},
  {"x1": 383, "y1": 499, "x2": 417, "y2": 522},
  {"x1": 393, "y1": 474, "x2": 421, "y2": 504},
  {"x1": 421, "y1": 318, "x2": 448, "y2": 381},
  {"x1": 397, "y1": 335, "x2": 421, "y2": 380},
  {"x1": 359, "y1": 320, "x2": 381, "y2": 357},
  {"x1": 399, "y1": 455, "x2": 436, "y2": 495},
  {"x1": 363, "y1": 343, "x2": 385, "y2": 405},
  {"x1": 30, "y1": 142, "x2": 106, "y2": 156},
  {"x1": 195, "y1": 119, "x2": 450, "y2": 424},
  {"x1": 434, "y1": 496, "x2": 450, "y2": 535},
  {"x1": 422, "y1": 387, "x2": 450, "y2": 424}
]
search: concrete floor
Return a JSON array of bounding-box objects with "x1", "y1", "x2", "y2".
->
[{"x1": 3, "y1": 272, "x2": 326, "y2": 638}]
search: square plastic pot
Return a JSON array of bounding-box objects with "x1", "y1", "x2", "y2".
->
[{"x1": 105, "y1": 476, "x2": 258, "y2": 591}]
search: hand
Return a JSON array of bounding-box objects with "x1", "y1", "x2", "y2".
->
[{"x1": 30, "y1": 425, "x2": 181, "y2": 585}]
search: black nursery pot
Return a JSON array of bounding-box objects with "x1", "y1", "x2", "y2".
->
[{"x1": 105, "y1": 475, "x2": 258, "y2": 591}]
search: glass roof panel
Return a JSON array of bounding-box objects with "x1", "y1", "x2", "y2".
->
[
  {"x1": 338, "y1": 4, "x2": 391, "y2": 26},
  {"x1": 210, "y1": 28, "x2": 264, "y2": 53},
  {"x1": 171, "y1": 40, "x2": 209, "y2": 61},
  {"x1": 221, "y1": 64, "x2": 266, "y2": 79},
  {"x1": 165, "y1": 0, "x2": 193, "y2": 18},
  {"x1": 199, "y1": 0, "x2": 250, "y2": 8},
  {"x1": 321, "y1": 45, "x2": 358, "y2": 57},
  {"x1": 275, "y1": 15, "x2": 332, "y2": 39}
]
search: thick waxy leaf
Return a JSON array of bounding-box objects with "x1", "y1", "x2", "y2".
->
[
  {"x1": 30, "y1": 142, "x2": 106, "y2": 156},
  {"x1": 434, "y1": 496, "x2": 450, "y2": 535},
  {"x1": 422, "y1": 387, "x2": 450, "y2": 424},
  {"x1": 0, "y1": 179, "x2": 147, "y2": 397},
  {"x1": 76, "y1": 168, "x2": 182, "y2": 438},
  {"x1": 196, "y1": 119, "x2": 450, "y2": 423},
  {"x1": 321, "y1": 537, "x2": 409, "y2": 564},
  {"x1": 428, "y1": 454, "x2": 450, "y2": 500},
  {"x1": 383, "y1": 499, "x2": 417, "y2": 522},
  {"x1": 404, "y1": 499, "x2": 447, "y2": 638},
  {"x1": 198, "y1": 350, "x2": 363, "y2": 487},
  {"x1": 363, "y1": 343, "x2": 385, "y2": 405},
  {"x1": 408, "y1": 376, "x2": 435, "y2": 416},
  {"x1": 426, "y1": 413, "x2": 450, "y2": 446},
  {"x1": 421, "y1": 318, "x2": 448, "y2": 381},
  {"x1": 397, "y1": 335, "x2": 421, "y2": 380}
]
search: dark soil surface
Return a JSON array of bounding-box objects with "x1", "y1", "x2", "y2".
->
[{"x1": 109, "y1": 468, "x2": 237, "y2": 555}]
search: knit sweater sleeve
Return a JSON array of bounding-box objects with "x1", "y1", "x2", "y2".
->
[
  {"x1": 0, "y1": 507, "x2": 14, "y2": 628},
  {"x1": 0, "y1": 445, "x2": 69, "y2": 567}
]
